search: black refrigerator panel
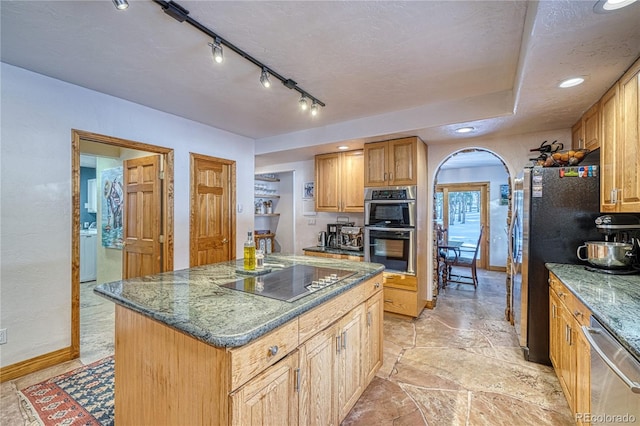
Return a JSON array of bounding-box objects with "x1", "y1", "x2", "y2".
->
[{"x1": 523, "y1": 165, "x2": 601, "y2": 365}]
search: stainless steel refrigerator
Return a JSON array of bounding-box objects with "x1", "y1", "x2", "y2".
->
[{"x1": 511, "y1": 154, "x2": 601, "y2": 365}]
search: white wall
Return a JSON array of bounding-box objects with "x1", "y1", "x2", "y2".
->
[
  {"x1": 0, "y1": 63, "x2": 255, "y2": 367},
  {"x1": 257, "y1": 159, "x2": 365, "y2": 254}
]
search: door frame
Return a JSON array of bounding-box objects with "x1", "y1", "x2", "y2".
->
[
  {"x1": 435, "y1": 182, "x2": 489, "y2": 269},
  {"x1": 71, "y1": 129, "x2": 174, "y2": 358}
]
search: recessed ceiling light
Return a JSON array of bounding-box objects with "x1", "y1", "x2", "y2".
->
[
  {"x1": 594, "y1": 0, "x2": 637, "y2": 13},
  {"x1": 455, "y1": 127, "x2": 475, "y2": 134},
  {"x1": 337, "y1": 145, "x2": 349, "y2": 150},
  {"x1": 559, "y1": 77, "x2": 585, "y2": 88}
]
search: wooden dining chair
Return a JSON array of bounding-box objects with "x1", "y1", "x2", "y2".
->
[{"x1": 441, "y1": 226, "x2": 484, "y2": 289}]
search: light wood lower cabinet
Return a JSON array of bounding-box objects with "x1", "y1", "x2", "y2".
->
[
  {"x1": 303, "y1": 250, "x2": 363, "y2": 262},
  {"x1": 115, "y1": 273, "x2": 383, "y2": 425},
  {"x1": 382, "y1": 272, "x2": 426, "y2": 317},
  {"x1": 549, "y1": 272, "x2": 591, "y2": 425}
]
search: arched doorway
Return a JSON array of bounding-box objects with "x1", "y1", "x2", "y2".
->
[{"x1": 432, "y1": 148, "x2": 513, "y2": 318}]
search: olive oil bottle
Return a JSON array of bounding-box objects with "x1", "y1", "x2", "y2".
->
[{"x1": 243, "y1": 231, "x2": 256, "y2": 271}]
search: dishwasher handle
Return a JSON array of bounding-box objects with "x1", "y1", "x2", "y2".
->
[{"x1": 582, "y1": 325, "x2": 640, "y2": 394}]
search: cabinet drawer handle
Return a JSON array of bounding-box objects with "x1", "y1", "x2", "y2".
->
[
  {"x1": 367, "y1": 311, "x2": 372, "y2": 327},
  {"x1": 268, "y1": 345, "x2": 278, "y2": 356},
  {"x1": 374, "y1": 282, "x2": 381, "y2": 289}
]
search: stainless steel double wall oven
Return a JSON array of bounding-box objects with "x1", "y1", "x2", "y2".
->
[{"x1": 364, "y1": 186, "x2": 416, "y2": 275}]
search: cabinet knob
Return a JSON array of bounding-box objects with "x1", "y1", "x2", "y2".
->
[
  {"x1": 374, "y1": 282, "x2": 381, "y2": 289},
  {"x1": 268, "y1": 345, "x2": 278, "y2": 356},
  {"x1": 222, "y1": 238, "x2": 229, "y2": 244}
]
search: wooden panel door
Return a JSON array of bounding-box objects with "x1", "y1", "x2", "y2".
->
[
  {"x1": 389, "y1": 138, "x2": 417, "y2": 186},
  {"x1": 315, "y1": 153, "x2": 341, "y2": 212},
  {"x1": 299, "y1": 326, "x2": 338, "y2": 426},
  {"x1": 337, "y1": 304, "x2": 365, "y2": 420},
  {"x1": 549, "y1": 289, "x2": 562, "y2": 371},
  {"x1": 364, "y1": 291, "x2": 383, "y2": 385},
  {"x1": 575, "y1": 327, "x2": 591, "y2": 426},
  {"x1": 190, "y1": 154, "x2": 235, "y2": 267},
  {"x1": 363, "y1": 141, "x2": 388, "y2": 187},
  {"x1": 230, "y1": 352, "x2": 299, "y2": 426},
  {"x1": 619, "y1": 62, "x2": 640, "y2": 212},
  {"x1": 600, "y1": 84, "x2": 619, "y2": 212},
  {"x1": 341, "y1": 150, "x2": 364, "y2": 212},
  {"x1": 123, "y1": 155, "x2": 162, "y2": 279}
]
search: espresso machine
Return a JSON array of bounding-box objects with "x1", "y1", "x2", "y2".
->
[
  {"x1": 339, "y1": 226, "x2": 363, "y2": 251},
  {"x1": 327, "y1": 218, "x2": 354, "y2": 248},
  {"x1": 578, "y1": 214, "x2": 640, "y2": 273}
]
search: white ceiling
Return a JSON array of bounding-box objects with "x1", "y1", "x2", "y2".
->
[{"x1": 2, "y1": 0, "x2": 640, "y2": 167}]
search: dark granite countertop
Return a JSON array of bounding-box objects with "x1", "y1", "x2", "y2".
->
[
  {"x1": 303, "y1": 246, "x2": 364, "y2": 257},
  {"x1": 95, "y1": 254, "x2": 383, "y2": 348},
  {"x1": 546, "y1": 263, "x2": 640, "y2": 361}
]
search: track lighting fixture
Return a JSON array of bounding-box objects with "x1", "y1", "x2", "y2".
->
[
  {"x1": 260, "y1": 68, "x2": 272, "y2": 88},
  {"x1": 148, "y1": 0, "x2": 324, "y2": 115},
  {"x1": 299, "y1": 96, "x2": 308, "y2": 111},
  {"x1": 113, "y1": 0, "x2": 129, "y2": 10},
  {"x1": 208, "y1": 38, "x2": 223, "y2": 64}
]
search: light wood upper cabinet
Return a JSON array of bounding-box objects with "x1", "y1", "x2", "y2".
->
[
  {"x1": 617, "y1": 59, "x2": 640, "y2": 212},
  {"x1": 571, "y1": 120, "x2": 583, "y2": 150},
  {"x1": 583, "y1": 103, "x2": 600, "y2": 151},
  {"x1": 364, "y1": 137, "x2": 418, "y2": 187},
  {"x1": 315, "y1": 150, "x2": 364, "y2": 213},
  {"x1": 600, "y1": 84, "x2": 619, "y2": 212},
  {"x1": 599, "y1": 57, "x2": 640, "y2": 213}
]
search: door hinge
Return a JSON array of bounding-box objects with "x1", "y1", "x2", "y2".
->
[
  {"x1": 159, "y1": 234, "x2": 165, "y2": 243},
  {"x1": 159, "y1": 170, "x2": 165, "y2": 180}
]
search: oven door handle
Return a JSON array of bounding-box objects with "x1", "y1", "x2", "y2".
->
[
  {"x1": 364, "y1": 199, "x2": 415, "y2": 204},
  {"x1": 365, "y1": 227, "x2": 414, "y2": 232},
  {"x1": 582, "y1": 325, "x2": 640, "y2": 394}
]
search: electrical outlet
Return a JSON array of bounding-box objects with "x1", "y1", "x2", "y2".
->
[
  {"x1": 308, "y1": 218, "x2": 316, "y2": 225},
  {"x1": 0, "y1": 328, "x2": 7, "y2": 345}
]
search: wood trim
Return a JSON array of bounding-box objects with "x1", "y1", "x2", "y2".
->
[
  {"x1": 1, "y1": 347, "x2": 75, "y2": 382},
  {"x1": 488, "y1": 265, "x2": 507, "y2": 272},
  {"x1": 70, "y1": 129, "x2": 174, "y2": 376}
]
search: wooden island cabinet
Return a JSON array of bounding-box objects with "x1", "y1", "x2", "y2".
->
[{"x1": 101, "y1": 256, "x2": 384, "y2": 426}]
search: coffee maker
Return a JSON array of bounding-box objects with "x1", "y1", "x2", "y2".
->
[
  {"x1": 327, "y1": 218, "x2": 354, "y2": 248},
  {"x1": 339, "y1": 226, "x2": 363, "y2": 251}
]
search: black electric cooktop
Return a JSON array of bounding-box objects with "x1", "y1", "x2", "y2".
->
[{"x1": 221, "y1": 265, "x2": 357, "y2": 302}]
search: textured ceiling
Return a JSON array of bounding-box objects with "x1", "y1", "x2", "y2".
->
[{"x1": 2, "y1": 0, "x2": 640, "y2": 164}]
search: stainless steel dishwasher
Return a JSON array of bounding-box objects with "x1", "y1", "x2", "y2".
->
[{"x1": 582, "y1": 317, "x2": 640, "y2": 425}]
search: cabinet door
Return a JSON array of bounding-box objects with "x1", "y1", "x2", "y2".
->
[
  {"x1": 388, "y1": 138, "x2": 417, "y2": 186},
  {"x1": 560, "y1": 309, "x2": 577, "y2": 412},
  {"x1": 364, "y1": 291, "x2": 383, "y2": 385},
  {"x1": 299, "y1": 326, "x2": 338, "y2": 426},
  {"x1": 230, "y1": 351, "x2": 299, "y2": 426},
  {"x1": 572, "y1": 120, "x2": 584, "y2": 150},
  {"x1": 583, "y1": 103, "x2": 600, "y2": 151},
  {"x1": 549, "y1": 289, "x2": 562, "y2": 370},
  {"x1": 618, "y1": 61, "x2": 640, "y2": 212},
  {"x1": 341, "y1": 150, "x2": 364, "y2": 212},
  {"x1": 337, "y1": 304, "x2": 365, "y2": 420},
  {"x1": 315, "y1": 153, "x2": 341, "y2": 212},
  {"x1": 363, "y1": 141, "x2": 389, "y2": 187},
  {"x1": 575, "y1": 327, "x2": 591, "y2": 426},
  {"x1": 600, "y1": 84, "x2": 619, "y2": 212}
]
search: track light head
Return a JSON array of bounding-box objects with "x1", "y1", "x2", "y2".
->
[
  {"x1": 310, "y1": 101, "x2": 319, "y2": 116},
  {"x1": 112, "y1": 0, "x2": 129, "y2": 10},
  {"x1": 260, "y1": 68, "x2": 271, "y2": 88},
  {"x1": 299, "y1": 96, "x2": 308, "y2": 111},
  {"x1": 209, "y1": 38, "x2": 223, "y2": 64}
]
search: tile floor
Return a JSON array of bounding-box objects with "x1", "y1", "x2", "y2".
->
[{"x1": 1, "y1": 269, "x2": 574, "y2": 425}]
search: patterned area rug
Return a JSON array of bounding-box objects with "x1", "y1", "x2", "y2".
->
[{"x1": 18, "y1": 356, "x2": 114, "y2": 426}]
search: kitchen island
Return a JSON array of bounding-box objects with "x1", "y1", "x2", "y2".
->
[{"x1": 95, "y1": 254, "x2": 384, "y2": 425}]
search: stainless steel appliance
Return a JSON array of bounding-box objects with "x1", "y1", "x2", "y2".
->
[
  {"x1": 327, "y1": 217, "x2": 354, "y2": 248},
  {"x1": 510, "y1": 157, "x2": 602, "y2": 365},
  {"x1": 582, "y1": 317, "x2": 640, "y2": 425},
  {"x1": 364, "y1": 186, "x2": 416, "y2": 274},
  {"x1": 579, "y1": 214, "x2": 640, "y2": 274},
  {"x1": 339, "y1": 226, "x2": 363, "y2": 251},
  {"x1": 318, "y1": 231, "x2": 327, "y2": 247},
  {"x1": 221, "y1": 265, "x2": 356, "y2": 302}
]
